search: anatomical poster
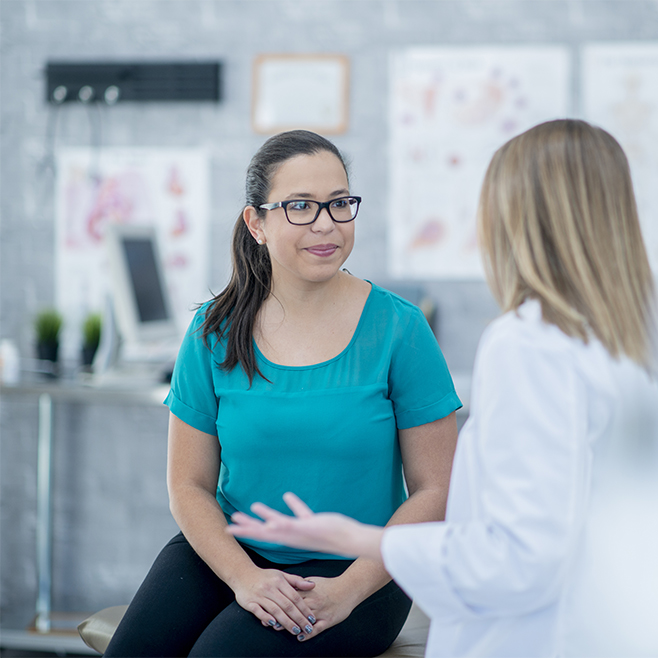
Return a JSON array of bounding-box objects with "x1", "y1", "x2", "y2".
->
[
  {"x1": 55, "y1": 147, "x2": 209, "y2": 360},
  {"x1": 389, "y1": 46, "x2": 570, "y2": 279}
]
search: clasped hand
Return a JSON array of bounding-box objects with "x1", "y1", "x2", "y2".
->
[
  {"x1": 232, "y1": 567, "x2": 317, "y2": 640},
  {"x1": 229, "y1": 494, "x2": 366, "y2": 641},
  {"x1": 232, "y1": 566, "x2": 357, "y2": 642},
  {"x1": 298, "y1": 576, "x2": 357, "y2": 638}
]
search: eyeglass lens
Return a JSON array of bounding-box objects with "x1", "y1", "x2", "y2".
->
[{"x1": 285, "y1": 197, "x2": 359, "y2": 225}]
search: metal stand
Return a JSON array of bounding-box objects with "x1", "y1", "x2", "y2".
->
[
  {"x1": 1, "y1": 380, "x2": 170, "y2": 638},
  {"x1": 35, "y1": 393, "x2": 53, "y2": 633}
]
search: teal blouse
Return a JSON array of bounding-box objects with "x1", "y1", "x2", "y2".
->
[{"x1": 164, "y1": 283, "x2": 461, "y2": 563}]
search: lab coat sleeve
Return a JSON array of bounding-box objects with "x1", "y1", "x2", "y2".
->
[{"x1": 381, "y1": 327, "x2": 588, "y2": 621}]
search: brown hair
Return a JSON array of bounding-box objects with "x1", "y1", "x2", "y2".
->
[
  {"x1": 478, "y1": 119, "x2": 655, "y2": 368},
  {"x1": 200, "y1": 130, "x2": 349, "y2": 383}
]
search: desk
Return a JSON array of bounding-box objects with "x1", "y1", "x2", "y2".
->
[{"x1": 0, "y1": 379, "x2": 169, "y2": 635}]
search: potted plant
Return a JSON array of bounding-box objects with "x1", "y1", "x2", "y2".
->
[
  {"x1": 34, "y1": 308, "x2": 63, "y2": 364},
  {"x1": 81, "y1": 312, "x2": 102, "y2": 367}
]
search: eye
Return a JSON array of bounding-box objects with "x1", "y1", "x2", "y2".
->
[
  {"x1": 331, "y1": 198, "x2": 349, "y2": 209},
  {"x1": 287, "y1": 200, "x2": 312, "y2": 212}
]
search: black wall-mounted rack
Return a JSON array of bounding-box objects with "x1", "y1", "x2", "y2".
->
[{"x1": 46, "y1": 61, "x2": 222, "y2": 104}]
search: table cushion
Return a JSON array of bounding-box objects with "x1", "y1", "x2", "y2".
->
[{"x1": 78, "y1": 604, "x2": 128, "y2": 654}]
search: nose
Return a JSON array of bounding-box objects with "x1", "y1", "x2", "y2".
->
[{"x1": 312, "y1": 206, "x2": 335, "y2": 231}]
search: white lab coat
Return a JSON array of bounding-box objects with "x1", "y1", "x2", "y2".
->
[{"x1": 382, "y1": 300, "x2": 658, "y2": 658}]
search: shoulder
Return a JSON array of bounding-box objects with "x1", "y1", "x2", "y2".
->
[
  {"x1": 183, "y1": 301, "x2": 212, "y2": 339},
  {"x1": 476, "y1": 299, "x2": 619, "y2": 399},
  {"x1": 480, "y1": 299, "x2": 577, "y2": 358},
  {"x1": 367, "y1": 282, "x2": 427, "y2": 326},
  {"x1": 180, "y1": 300, "x2": 226, "y2": 356},
  {"x1": 473, "y1": 300, "x2": 584, "y2": 399},
  {"x1": 191, "y1": 300, "x2": 213, "y2": 325}
]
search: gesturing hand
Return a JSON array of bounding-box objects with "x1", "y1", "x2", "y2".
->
[
  {"x1": 228, "y1": 493, "x2": 360, "y2": 555},
  {"x1": 232, "y1": 567, "x2": 317, "y2": 639},
  {"x1": 227, "y1": 492, "x2": 385, "y2": 562}
]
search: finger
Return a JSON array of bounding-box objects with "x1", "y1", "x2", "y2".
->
[
  {"x1": 230, "y1": 511, "x2": 261, "y2": 525},
  {"x1": 245, "y1": 602, "x2": 285, "y2": 631},
  {"x1": 226, "y1": 522, "x2": 265, "y2": 539},
  {"x1": 225, "y1": 525, "x2": 248, "y2": 538},
  {"x1": 262, "y1": 599, "x2": 310, "y2": 638},
  {"x1": 268, "y1": 590, "x2": 316, "y2": 637},
  {"x1": 282, "y1": 572, "x2": 315, "y2": 592},
  {"x1": 283, "y1": 492, "x2": 314, "y2": 518},
  {"x1": 250, "y1": 501, "x2": 289, "y2": 522},
  {"x1": 279, "y1": 584, "x2": 316, "y2": 624},
  {"x1": 227, "y1": 512, "x2": 273, "y2": 540},
  {"x1": 308, "y1": 619, "x2": 328, "y2": 638},
  {"x1": 239, "y1": 598, "x2": 288, "y2": 634}
]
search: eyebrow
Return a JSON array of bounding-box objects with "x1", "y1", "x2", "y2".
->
[{"x1": 284, "y1": 189, "x2": 350, "y2": 200}]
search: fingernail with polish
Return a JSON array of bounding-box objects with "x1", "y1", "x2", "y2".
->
[
  {"x1": 297, "y1": 634, "x2": 306, "y2": 642},
  {"x1": 308, "y1": 615, "x2": 316, "y2": 624},
  {"x1": 292, "y1": 626, "x2": 301, "y2": 635},
  {"x1": 274, "y1": 622, "x2": 283, "y2": 629},
  {"x1": 267, "y1": 619, "x2": 276, "y2": 627},
  {"x1": 305, "y1": 624, "x2": 313, "y2": 634}
]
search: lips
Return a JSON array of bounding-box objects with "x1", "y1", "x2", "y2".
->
[{"x1": 305, "y1": 244, "x2": 338, "y2": 257}]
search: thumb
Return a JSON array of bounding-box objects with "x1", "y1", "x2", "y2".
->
[{"x1": 283, "y1": 573, "x2": 315, "y2": 590}]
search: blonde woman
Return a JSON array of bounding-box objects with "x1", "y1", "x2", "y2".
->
[{"x1": 229, "y1": 119, "x2": 658, "y2": 658}]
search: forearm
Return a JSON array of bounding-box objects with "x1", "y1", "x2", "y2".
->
[
  {"x1": 170, "y1": 484, "x2": 258, "y2": 590},
  {"x1": 388, "y1": 484, "x2": 449, "y2": 527}
]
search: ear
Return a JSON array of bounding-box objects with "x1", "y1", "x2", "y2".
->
[{"x1": 243, "y1": 206, "x2": 265, "y2": 244}]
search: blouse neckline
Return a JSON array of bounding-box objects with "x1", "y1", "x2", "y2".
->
[{"x1": 253, "y1": 281, "x2": 375, "y2": 371}]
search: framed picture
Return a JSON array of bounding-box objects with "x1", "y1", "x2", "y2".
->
[{"x1": 252, "y1": 54, "x2": 350, "y2": 134}]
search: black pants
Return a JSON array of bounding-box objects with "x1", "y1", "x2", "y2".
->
[{"x1": 104, "y1": 533, "x2": 412, "y2": 657}]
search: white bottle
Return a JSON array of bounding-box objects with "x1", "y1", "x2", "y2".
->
[{"x1": 0, "y1": 339, "x2": 20, "y2": 385}]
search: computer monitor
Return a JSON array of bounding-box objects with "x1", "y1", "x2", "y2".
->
[{"x1": 105, "y1": 223, "x2": 179, "y2": 348}]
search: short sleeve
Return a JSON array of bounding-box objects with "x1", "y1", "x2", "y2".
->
[
  {"x1": 164, "y1": 307, "x2": 219, "y2": 435},
  {"x1": 389, "y1": 307, "x2": 462, "y2": 429}
]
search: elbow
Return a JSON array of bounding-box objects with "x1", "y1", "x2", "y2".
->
[
  {"x1": 496, "y1": 555, "x2": 566, "y2": 613},
  {"x1": 406, "y1": 484, "x2": 450, "y2": 522},
  {"x1": 167, "y1": 479, "x2": 220, "y2": 528},
  {"x1": 506, "y1": 526, "x2": 573, "y2": 611},
  {"x1": 454, "y1": 524, "x2": 570, "y2": 616},
  {"x1": 166, "y1": 474, "x2": 178, "y2": 514},
  {"x1": 167, "y1": 480, "x2": 196, "y2": 526},
  {"x1": 168, "y1": 486, "x2": 183, "y2": 524}
]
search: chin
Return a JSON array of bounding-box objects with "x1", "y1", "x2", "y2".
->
[
  {"x1": 303, "y1": 263, "x2": 344, "y2": 284},
  {"x1": 307, "y1": 271, "x2": 341, "y2": 284}
]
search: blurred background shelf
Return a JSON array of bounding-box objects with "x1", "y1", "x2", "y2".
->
[{"x1": 0, "y1": 628, "x2": 96, "y2": 656}]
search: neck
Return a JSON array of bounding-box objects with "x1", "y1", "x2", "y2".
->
[{"x1": 266, "y1": 271, "x2": 347, "y2": 322}]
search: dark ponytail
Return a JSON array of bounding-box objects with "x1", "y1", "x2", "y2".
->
[{"x1": 200, "y1": 130, "x2": 348, "y2": 383}]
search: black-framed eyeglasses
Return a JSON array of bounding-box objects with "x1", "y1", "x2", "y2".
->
[{"x1": 259, "y1": 196, "x2": 362, "y2": 226}]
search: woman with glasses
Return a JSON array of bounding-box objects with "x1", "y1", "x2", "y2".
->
[
  {"x1": 228, "y1": 120, "x2": 658, "y2": 658},
  {"x1": 105, "y1": 130, "x2": 461, "y2": 657}
]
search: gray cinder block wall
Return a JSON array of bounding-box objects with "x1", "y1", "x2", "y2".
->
[{"x1": 2, "y1": 0, "x2": 658, "y2": 630}]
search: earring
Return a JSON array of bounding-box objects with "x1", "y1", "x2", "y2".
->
[{"x1": 257, "y1": 238, "x2": 263, "y2": 245}]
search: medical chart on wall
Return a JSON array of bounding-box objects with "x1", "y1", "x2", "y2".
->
[
  {"x1": 55, "y1": 148, "x2": 209, "y2": 359},
  {"x1": 389, "y1": 47, "x2": 570, "y2": 279},
  {"x1": 583, "y1": 43, "x2": 658, "y2": 271}
]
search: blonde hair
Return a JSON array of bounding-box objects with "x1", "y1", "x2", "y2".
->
[{"x1": 478, "y1": 119, "x2": 655, "y2": 368}]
